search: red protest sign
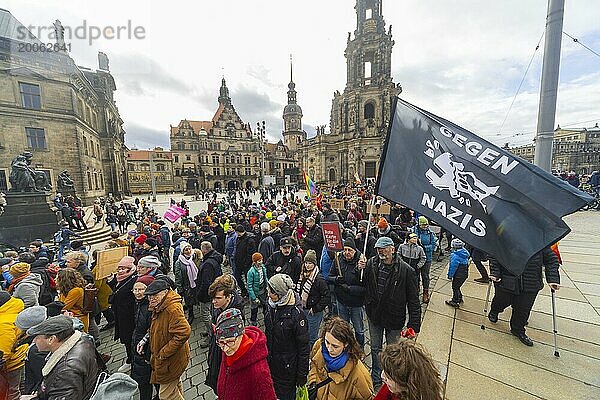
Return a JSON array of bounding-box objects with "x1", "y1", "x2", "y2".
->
[{"x1": 321, "y1": 222, "x2": 343, "y2": 252}]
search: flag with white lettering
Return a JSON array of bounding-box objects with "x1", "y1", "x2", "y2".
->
[{"x1": 376, "y1": 98, "x2": 593, "y2": 275}]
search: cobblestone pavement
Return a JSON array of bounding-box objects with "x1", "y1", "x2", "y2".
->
[{"x1": 97, "y1": 247, "x2": 451, "y2": 399}]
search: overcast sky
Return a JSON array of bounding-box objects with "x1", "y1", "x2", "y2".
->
[{"x1": 5, "y1": 0, "x2": 600, "y2": 149}]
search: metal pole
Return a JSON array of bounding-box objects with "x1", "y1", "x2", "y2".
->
[
  {"x1": 149, "y1": 152, "x2": 157, "y2": 202},
  {"x1": 360, "y1": 194, "x2": 377, "y2": 281},
  {"x1": 551, "y1": 288, "x2": 560, "y2": 357},
  {"x1": 533, "y1": 0, "x2": 565, "y2": 171},
  {"x1": 481, "y1": 280, "x2": 493, "y2": 330}
]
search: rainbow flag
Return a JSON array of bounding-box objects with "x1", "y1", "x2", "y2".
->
[{"x1": 303, "y1": 171, "x2": 318, "y2": 198}]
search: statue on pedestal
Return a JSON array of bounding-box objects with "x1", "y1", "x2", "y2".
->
[
  {"x1": 57, "y1": 170, "x2": 75, "y2": 194},
  {"x1": 8, "y1": 152, "x2": 51, "y2": 193}
]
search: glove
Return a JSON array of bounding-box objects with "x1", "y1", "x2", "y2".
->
[{"x1": 296, "y1": 375, "x2": 307, "y2": 387}]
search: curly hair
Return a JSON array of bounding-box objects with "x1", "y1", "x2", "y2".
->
[
  {"x1": 209, "y1": 274, "x2": 236, "y2": 299},
  {"x1": 319, "y1": 316, "x2": 365, "y2": 361},
  {"x1": 57, "y1": 268, "x2": 85, "y2": 296},
  {"x1": 65, "y1": 250, "x2": 88, "y2": 267},
  {"x1": 378, "y1": 339, "x2": 442, "y2": 400}
]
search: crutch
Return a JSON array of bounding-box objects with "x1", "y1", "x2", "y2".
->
[
  {"x1": 481, "y1": 279, "x2": 493, "y2": 330},
  {"x1": 551, "y1": 288, "x2": 560, "y2": 357}
]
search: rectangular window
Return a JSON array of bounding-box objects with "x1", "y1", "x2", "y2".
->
[
  {"x1": 25, "y1": 127, "x2": 47, "y2": 149},
  {"x1": 212, "y1": 167, "x2": 220, "y2": 176},
  {"x1": 186, "y1": 155, "x2": 191, "y2": 161},
  {"x1": 20, "y1": 82, "x2": 41, "y2": 110},
  {"x1": 0, "y1": 169, "x2": 8, "y2": 192},
  {"x1": 87, "y1": 171, "x2": 92, "y2": 190},
  {"x1": 84, "y1": 137, "x2": 89, "y2": 156},
  {"x1": 365, "y1": 161, "x2": 377, "y2": 179},
  {"x1": 212, "y1": 155, "x2": 220, "y2": 165},
  {"x1": 94, "y1": 173, "x2": 99, "y2": 190},
  {"x1": 245, "y1": 168, "x2": 251, "y2": 176},
  {"x1": 244, "y1": 156, "x2": 250, "y2": 165},
  {"x1": 174, "y1": 155, "x2": 179, "y2": 163},
  {"x1": 365, "y1": 8, "x2": 373, "y2": 19},
  {"x1": 100, "y1": 173, "x2": 104, "y2": 189}
]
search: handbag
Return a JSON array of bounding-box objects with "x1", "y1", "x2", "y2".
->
[{"x1": 307, "y1": 377, "x2": 333, "y2": 400}]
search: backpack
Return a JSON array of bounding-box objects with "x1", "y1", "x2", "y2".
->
[
  {"x1": 53, "y1": 230, "x2": 63, "y2": 244},
  {"x1": 82, "y1": 285, "x2": 99, "y2": 314}
]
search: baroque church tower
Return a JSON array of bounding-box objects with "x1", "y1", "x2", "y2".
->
[
  {"x1": 282, "y1": 56, "x2": 306, "y2": 152},
  {"x1": 297, "y1": 0, "x2": 401, "y2": 185}
]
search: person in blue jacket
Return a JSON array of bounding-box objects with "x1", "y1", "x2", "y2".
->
[
  {"x1": 413, "y1": 216, "x2": 438, "y2": 303},
  {"x1": 445, "y1": 239, "x2": 470, "y2": 308}
]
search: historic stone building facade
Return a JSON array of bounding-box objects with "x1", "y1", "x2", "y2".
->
[
  {"x1": 509, "y1": 125, "x2": 600, "y2": 174},
  {"x1": 0, "y1": 9, "x2": 128, "y2": 203},
  {"x1": 291, "y1": 0, "x2": 402, "y2": 185},
  {"x1": 126, "y1": 148, "x2": 175, "y2": 195},
  {"x1": 170, "y1": 79, "x2": 261, "y2": 192}
]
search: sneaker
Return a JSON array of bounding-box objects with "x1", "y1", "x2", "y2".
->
[
  {"x1": 445, "y1": 300, "x2": 459, "y2": 308},
  {"x1": 488, "y1": 312, "x2": 498, "y2": 323},
  {"x1": 117, "y1": 363, "x2": 131, "y2": 373},
  {"x1": 474, "y1": 277, "x2": 490, "y2": 284},
  {"x1": 511, "y1": 331, "x2": 534, "y2": 347}
]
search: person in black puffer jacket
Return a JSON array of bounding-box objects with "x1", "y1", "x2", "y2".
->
[
  {"x1": 130, "y1": 275, "x2": 157, "y2": 400},
  {"x1": 488, "y1": 246, "x2": 560, "y2": 347},
  {"x1": 197, "y1": 242, "x2": 223, "y2": 346},
  {"x1": 265, "y1": 274, "x2": 310, "y2": 400},
  {"x1": 265, "y1": 237, "x2": 302, "y2": 282},
  {"x1": 328, "y1": 238, "x2": 367, "y2": 347},
  {"x1": 233, "y1": 226, "x2": 257, "y2": 296},
  {"x1": 294, "y1": 250, "x2": 329, "y2": 348}
]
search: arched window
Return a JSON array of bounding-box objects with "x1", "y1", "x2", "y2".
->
[
  {"x1": 155, "y1": 163, "x2": 165, "y2": 172},
  {"x1": 364, "y1": 102, "x2": 375, "y2": 119},
  {"x1": 329, "y1": 168, "x2": 336, "y2": 182}
]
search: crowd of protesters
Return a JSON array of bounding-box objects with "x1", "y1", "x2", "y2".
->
[{"x1": 0, "y1": 183, "x2": 561, "y2": 399}]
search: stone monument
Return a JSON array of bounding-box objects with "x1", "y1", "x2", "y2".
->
[{"x1": 0, "y1": 152, "x2": 58, "y2": 246}]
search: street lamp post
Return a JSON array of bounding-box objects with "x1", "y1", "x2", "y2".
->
[
  {"x1": 257, "y1": 121, "x2": 266, "y2": 188},
  {"x1": 149, "y1": 151, "x2": 157, "y2": 202}
]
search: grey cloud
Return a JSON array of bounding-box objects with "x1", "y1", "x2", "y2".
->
[{"x1": 124, "y1": 122, "x2": 170, "y2": 150}]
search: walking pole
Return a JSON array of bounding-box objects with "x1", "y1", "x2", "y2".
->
[
  {"x1": 360, "y1": 195, "x2": 377, "y2": 281},
  {"x1": 481, "y1": 279, "x2": 493, "y2": 330},
  {"x1": 551, "y1": 288, "x2": 560, "y2": 357}
]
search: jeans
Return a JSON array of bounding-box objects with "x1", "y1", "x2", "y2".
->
[
  {"x1": 250, "y1": 292, "x2": 267, "y2": 325},
  {"x1": 57, "y1": 242, "x2": 71, "y2": 261},
  {"x1": 199, "y1": 301, "x2": 212, "y2": 337},
  {"x1": 416, "y1": 260, "x2": 431, "y2": 293},
  {"x1": 306, "y1": 310, "x2": 323, "y2": 349},
  {"x1": 327, "y1": 283, "x2": 338, "y2": 316},
  {"x1": 368, "y1": 320, "x2": 400, "y2": 385},
  {"x1": 337, "y1": 302, "x2": 365, "y2": 348}
]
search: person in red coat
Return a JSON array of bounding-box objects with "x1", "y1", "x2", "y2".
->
[
  {"x1": 216, "y1": 308, "x2": 277, "y2": 400},
  {"x1": 374, "y1": 340, "x2": 442, "y2": 400}
]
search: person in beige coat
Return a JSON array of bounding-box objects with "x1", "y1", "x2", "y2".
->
[{"x1": 308, "y1": 316, "x2": 373, "y2": 400}]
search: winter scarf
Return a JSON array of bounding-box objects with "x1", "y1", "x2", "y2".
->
[
  {"x1": 296, "y1": 266, "x2": 319, "y2": 309},
  {"x1": 42, "y1": 330, "x2": 83, "y2": 376},
  {"x1": 8, "y1": 271, "x2": 30, "y2": 293},
  {"x1": 178, "y1": 254, "x2": 198, "y2": 289},
  {"x1": 268, "y1": 289, "x2": 294, "y2": 309},
  {"x1": 322, "y1": 341, "x2": 350, "y2": 372}
]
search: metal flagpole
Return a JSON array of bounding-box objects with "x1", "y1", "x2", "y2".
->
[
  {"x1": 534, "y1": 0, "x2": 565, "y2": 171},
  {"x1": 481, "y1": 280, "x2": 493, "y2": 330},
  {"x1": 360, "y1": 194, "x2": 377, "y2": 281}
]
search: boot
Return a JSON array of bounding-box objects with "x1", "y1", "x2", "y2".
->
[{"x1": 422, "y1": 290, "x2": 430, "y2": 304}]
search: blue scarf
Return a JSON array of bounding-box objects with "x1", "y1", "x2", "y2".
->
[{"x1": 322, "y1": 341, "x2": 349, "y2": 372}]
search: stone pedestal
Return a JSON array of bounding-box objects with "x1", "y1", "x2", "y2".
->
[{"x1": 0, "y1": 193, "x2": 58, "y2": 246}]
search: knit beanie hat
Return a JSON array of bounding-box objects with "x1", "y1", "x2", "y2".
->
[
  {"x1": 117, "y1": 256, "x2": 136, "y2": 269},
  {"x1": 16, "y1": 305, "x2": 47, "y2": 330},
  {"x1": 10, "y1": 262, "x2": 30, "y2": 277},
  {"x1": 179, "y1": 241, "x2": 192, "y2": 252},
  {"x1": 418, "y1": 216, "x2": 429, "y2": 225},
  {"x1": 343, "y1": 238, "x2": 357, "y2": 251},
  {"x1": 135, "y1": 234, "x2": 148, "y2": 244},
  {"x1": 136, "y1": 275, "x2": 155, "y2": 287},
  {"x1": 377, "y1": 217, "x2": 388, "y2": 229},
  {"x1": 268, "y1": 273, "x2": 295, "y2": 298},
  {"x1": 138, "y1": 255, "x2": 161, "y2": 270},
  {"x1": 215, "y1": 308, "x2": 245, "y2": 341},
  {"x1": 89, "y1": 372, "x2": 139, "y2": 400},
  {"x1": 252, "y1": 252, "x2": 263, "y2": 263},
  {"x1": 358, "y1": 220, "x2": 368, "y2": 229},
  {"x1": 304, "y1": 249, "x2": 317, "y2": 265},
  {"x1": 451, "y1": 238, "x2": 465, "y2": 249},
  {"x1": 269, "y1": 219, "x2": 279, "y2": 228}
]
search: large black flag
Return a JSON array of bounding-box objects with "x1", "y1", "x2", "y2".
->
[{"x1": 376, "y1": 98, "x2": 593, "y2": 275}]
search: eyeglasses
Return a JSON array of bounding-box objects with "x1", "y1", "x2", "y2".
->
[{"x1": 217, "y1": 337, "x2": 238, "y2": 348}]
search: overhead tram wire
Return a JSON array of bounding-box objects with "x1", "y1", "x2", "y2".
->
[
  {"x1": 496, "y1": 30, "x2": 546, "y2": 136},
  {"x1": 563, "y1": 31, "x2": 600, "y2": 60},
  {"x1": 487, "y1": 117, "x2": 600, "y2": 146}
]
